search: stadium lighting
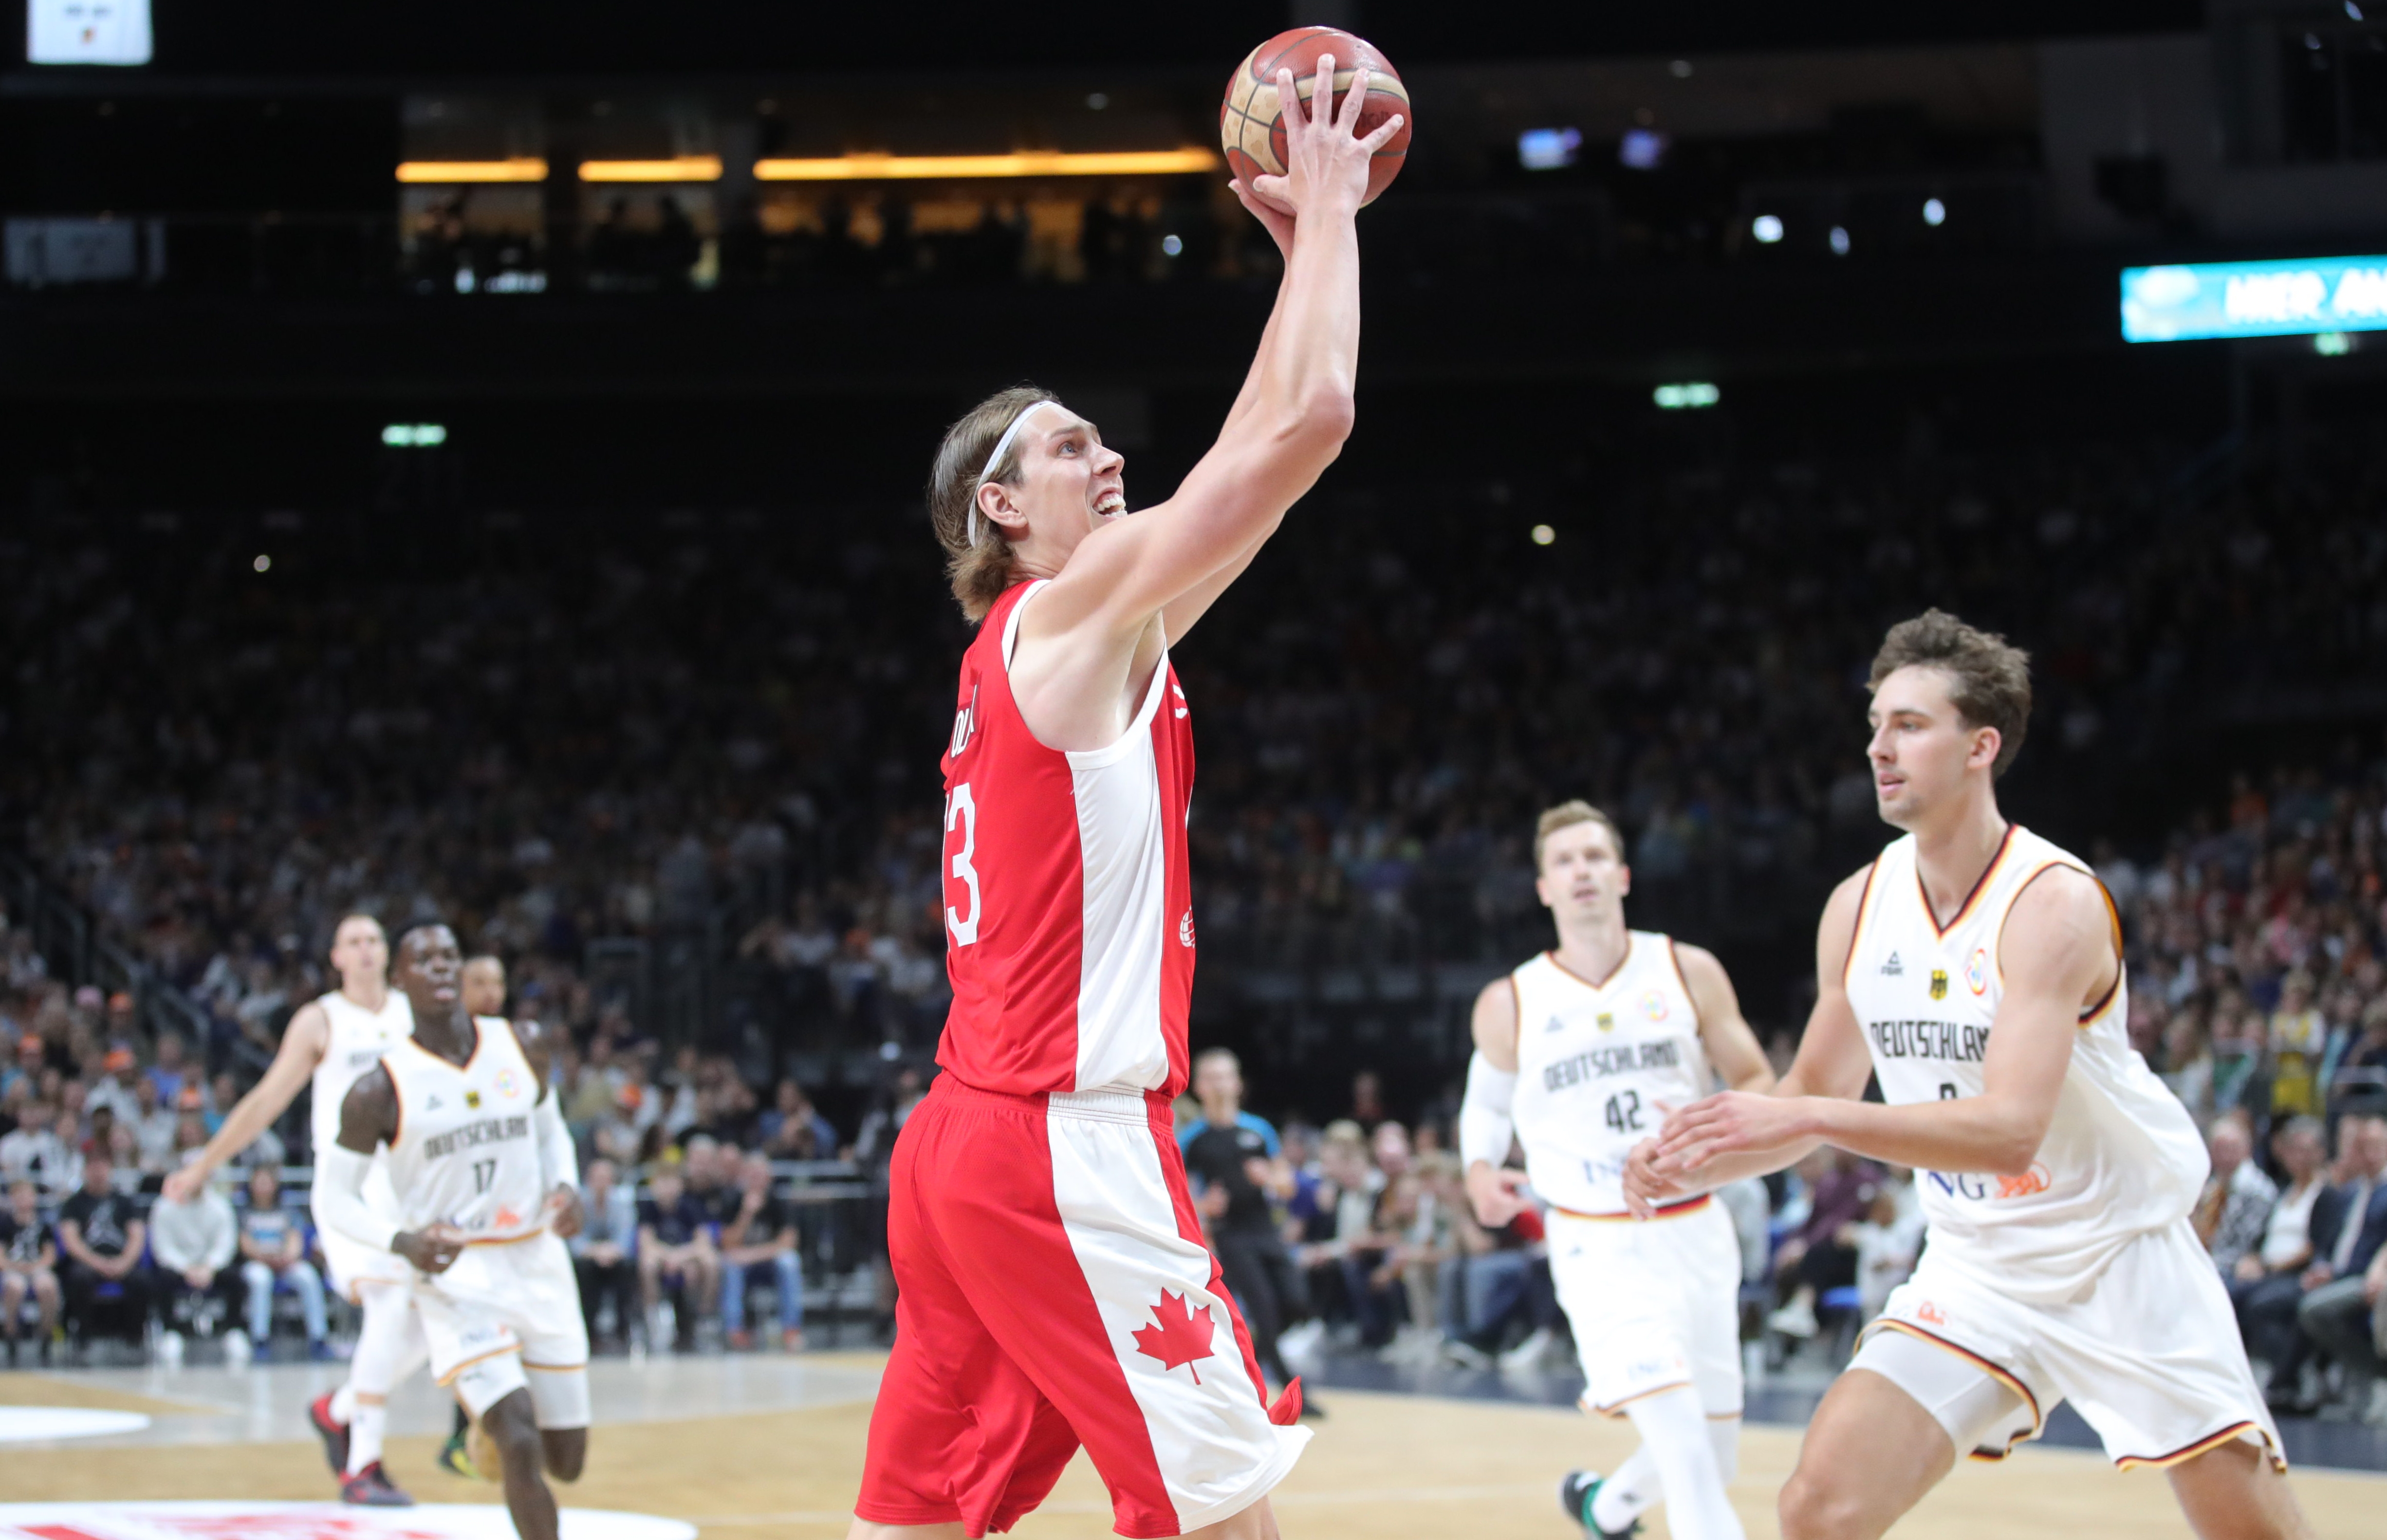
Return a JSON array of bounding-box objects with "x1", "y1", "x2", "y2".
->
[
  {"x1": 1161, "y1": 234, "x2": 1183, "y2": 257},
  {"x1": 1517, "y1": 128, "x2": 1583, "y2": 171},
  {"x1": 1530, "y1": 524, "x2": 1556, "y2": 546},
  {"x1": 753, "y1": 149, "x2": 1219, "y2": 181},
  {"x1": 579, "y1": 156, "x2": 723, "y2": 183},
  {"x1": 1653, "y1": 382, "x2": 1721, "y2": 409},
  {"x1": 252, "y1": 554, "x2": 271, "y2": 573},
  {"x1": 1829, "y1": 225, "x2": 1851, "y2": 256},
  {"x1": 382, "y1": 423, "x2": 448, "y2": 448},
  {"x1": 2315, "y1": 331, "x2": 2352, "y2": 355},
  {"x1": 1751, "y1": 214, "x2": 1784, "y2": 244},
  {"x1": 396, "y1": 158, "x2": 549, "y2": 183},
  {"x1": 1923, "y1": 198, "x2": 1947, "y2": 226}
]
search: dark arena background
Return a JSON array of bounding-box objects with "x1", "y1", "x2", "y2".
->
[{"x1": 0, "y1": 3, "x2": 2385, "y2": 1537}]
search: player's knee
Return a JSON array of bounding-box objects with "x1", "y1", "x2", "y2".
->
[
  {"x1": 487, "y1": 1401, "x2": 543, "y2": 1466},
  {"x1": 1778, "y1": 1467, "x2": 1868, "y2": 1540},
  {"x1": 543, "y1": 1430, "x2": 587, "y2": 1483}
]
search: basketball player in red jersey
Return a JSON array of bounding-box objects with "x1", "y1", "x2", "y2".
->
[{"x1": 848, "y1": 56, "x2": 1401, "y2": 1540}]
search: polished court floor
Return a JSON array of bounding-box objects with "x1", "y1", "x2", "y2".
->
[{"x1": 1, "y1": 1353, "x2": 2380, "y2": 1538}]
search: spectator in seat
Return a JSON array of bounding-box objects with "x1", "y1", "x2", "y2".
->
[
  {"x1": 1, "y1": 1177, "x2": 60, "y2": 1364},
  {"x1": 0, "y1": 1100, "x2": 74, "y2": 1196},
  {"x1": 129, "y1": 1077, "x2": 177, "y2": 1179},
  {"x1": 237, "y1": 1166, "x2": 329, "y2": 1361},
  {"x1": 2295, "y1": 1114, "x2": 2387, "y2": 1418},
  {"x1": 1180, "y1": 1047, "x2": 1305, "y2": 1393},
  {"x1": 2195, "y1": 1114, "x2": 2278, "y2": 1278},
  {"x1": 1766, "y1": 1146, "x2": 1878, "y2": 1339},
  {"x1": 2231, "y1": 1116, "x2": 2328, "y2": 1379},
  {"x1": 758, "y1": 1080, "x2": 838, "y2": 1161},
  {"x1": 56, "y1": 1150, "x2": 147, "y2": 1351},
  {"x1": 636, "y1": 1161, "x2": 717, "y2": 1352},
  {"x1": 718, "y1": 1151, "x2": 803, "y2": 1352},
  {"x1": 144, "y1": 1031, "x2": 192, "y2": 1107},
  {"x1": 569, "y1": 1157, "x2": 637, "y2": 1350},
  {"x1": 150, "y1": 1163, "x2": 238, "y2": 1347}
]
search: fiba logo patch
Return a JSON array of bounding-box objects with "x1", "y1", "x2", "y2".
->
[
  {"x1": 1966, "y1": 948, "x2": 1990, "y2": 995},
  {"x1": 1179, "y1": 909, "x2": 1196, "y2": 948},
  {"x1": 1640, "y1": 990, "x2": 1668, "y2": 1022},
  {"x1": 494, "y1": 1068, "x2": 521, "y2": 1100},
  {"x1": 1928, "y1": 969, "x2": 1949, "y2": 1001}
]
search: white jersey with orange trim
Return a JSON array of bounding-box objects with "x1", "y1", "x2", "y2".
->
[
  {"x1": 1841, "y1": 825, "x2": 2204, "y2": 1302},
  {"x1": 308, "y1": 988, "x2": 410, "y2": 1216},
  {"x1": 380, "y1": 1015, "x2": 549, "y2": 1243},
  {"x1": 1509, "y1": 931, "x2": 1712, "y2": 1217}
]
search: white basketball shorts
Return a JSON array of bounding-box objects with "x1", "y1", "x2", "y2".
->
[
  {"x1": 1548, "y1": 1194, "x2": 1744, "y2": 1418},
  {"x1": 415, "y1": 1229, "x2": 591, "y2": 1427},
  {"x1": 1851, "y1": 1215, "x2": 2283, "y2": 1471}
]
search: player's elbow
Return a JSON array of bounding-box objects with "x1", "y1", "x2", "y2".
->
[
  {"x1": 1984, "y1": 1121, "x2": 2047, "y2": 1177},
  {"x1": 1277, "y1": 385, "x2": 1355, "y2": 455}
]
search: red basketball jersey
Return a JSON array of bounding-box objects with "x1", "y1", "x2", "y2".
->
[{"x1": 935, "y1": 580, "x2": 1197, "y2": 1098}]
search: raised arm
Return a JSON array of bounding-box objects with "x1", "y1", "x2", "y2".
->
[
  {"x1": 1011, "y1": 56, "x2": 1401, "y2": 738},
  {"x1": 162, "y1": 1001, "x2": 328, "y2": 1203}
]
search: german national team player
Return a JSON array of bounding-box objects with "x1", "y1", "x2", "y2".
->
[
  {"x1": 1628, "y1": 611, "x2": 2313, "y2": 1540},
  {"x1": 848, "y1": 54, "x2": 1402, "y2": 1540},
  {"x1": 1462, "y1": 801, "x2": 1773, "y2": 1540},
  {"x1": 163, "y1": 913, "x2": 427, "y2": 1506}
]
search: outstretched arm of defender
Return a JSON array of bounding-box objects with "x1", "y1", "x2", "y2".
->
[
  {"x1": 161, "y1": 1002, "x2": 329, "y2": 1203},
  {"x1": 1658, "y1": 866, "x2": 2110, "y2": 1180},
  {"x1": 1026, "y1": 55, "x2": 1402, "y2": 643}
]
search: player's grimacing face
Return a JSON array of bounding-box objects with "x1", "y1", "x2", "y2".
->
[
  {"x1": 1866, "y1": 665, "x2": 1997, "y2": 830},
  {"x1": 1535, "y1": 823, "x2": 1628, "y2": 920},
  {"x1": 994, "y1": 414, "x2": 1125, "y2": 553}
]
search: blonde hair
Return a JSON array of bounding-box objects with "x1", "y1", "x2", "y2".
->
[
  {"x1": 1534, "y1": 800, "x2": 1626, "y2": 871},
  {"x1": 927, "y1": 385, "x2": 1061, "y2": 622}
]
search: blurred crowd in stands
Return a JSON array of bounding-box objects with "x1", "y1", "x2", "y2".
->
[{"x1": 0, "y1": 403, "x2": 2383, "y2": 1389}]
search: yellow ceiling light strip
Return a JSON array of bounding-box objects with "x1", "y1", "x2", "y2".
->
[
  {"x1": 395, "y1": 158, "x2": 550, "y2": 184},
  {"x1": 578, "y1": 156, "x2": 724, "y2": 183},
  {"x1": 754, "y1": 148, "x2": 1220, "y2": 181}
]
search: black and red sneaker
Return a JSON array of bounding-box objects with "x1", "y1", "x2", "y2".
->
[
  {"x1": 308, "y1": 1393, "x2": 350, "y2": 1476},
  {"x1": 340, "y1": 1461, "x2": 416, "y2": 1507}
]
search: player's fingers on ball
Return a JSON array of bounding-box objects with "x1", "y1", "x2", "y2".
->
[
  {"x1": 1360, "y1": 114, "x2": 1405, "y2": 152},
  {"x1": 1313, "y1": 53, "x2": 1335, "y2": 122},
  {"x1": 1338, "y1": 68, "x2": 1369, "y2": 128},
  {"x1": 1276, "y1": 69, "x2": 1302, "y2": 135}
]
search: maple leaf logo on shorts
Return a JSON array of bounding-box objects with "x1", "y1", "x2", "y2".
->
[{"x1": 1131, "y1": 1289, "x2": 1217, "y2": 1384}]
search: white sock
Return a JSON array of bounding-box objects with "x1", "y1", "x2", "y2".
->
[
  {"x1": 329, "y1": 1386, "x2": 356, "y2": 1426},
  {"x1": 1589, "y1": 1444, "x2": 1661, "y2": 1532},
  {"x1": 343, "y1": 1285, "x2": 429, "y2": 1475},
  {"x1": 348, "y1": 1402, "x2": 387, "y2": 1475},
  {"x1": 1709, "y1": 1414, "x2": 1741, "y2": 1485},
  {"x1": 1615, "y1": 1388, "x2": 1746, "y2": 1540}
]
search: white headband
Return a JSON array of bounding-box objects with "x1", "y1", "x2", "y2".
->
[{"x1": 968, "y1": 399, "x2": 1068, "y2": 546}]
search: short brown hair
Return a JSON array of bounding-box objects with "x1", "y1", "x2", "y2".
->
[
  {"x1": 1534, "y1": 800, "x2": 1626, "y2": 870},
  {"x1": 1868, "y1": 608, "x2": 2032, "y2": 777},
  {"x1": 927, "y1": 385, "x2": 1061, "y2": 622}
]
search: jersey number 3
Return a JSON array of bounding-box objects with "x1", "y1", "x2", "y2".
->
[{"x1": 944, "y1": 783, "x2": 981, "y2": 947}]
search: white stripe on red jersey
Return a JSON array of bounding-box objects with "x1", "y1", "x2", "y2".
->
[{"x1": 936, "y1": 580, "x2": 1197, "y2": 1098}]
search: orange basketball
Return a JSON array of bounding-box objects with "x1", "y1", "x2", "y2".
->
[{"x1": 1220, "y1": 26, "x2": 1411, "y2": 207}]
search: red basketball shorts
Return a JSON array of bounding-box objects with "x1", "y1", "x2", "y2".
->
[{"x1": 854, "y1": 1077, "x2": 1311, "y2": 1538}]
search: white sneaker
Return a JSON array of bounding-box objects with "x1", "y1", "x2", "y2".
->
[
  {"x1": 1277, "y1": 1319, "x2": 1326, "y2": 1365},
  {"x1": 222, "y1": 1329, "x2": 252, "y2": 1368},
  {"x1": 1767, "y1": 1299, "x2": 1819, "y2": 1339},
  {"x1": 157, "y1": 1330, "x2": 185, "y2": 1368},
  {"x1": 1499, "y1": 1325, "x2": 1557, "y2": 1372},
  {"x1": 1442, "y1": 1339, "x2": 1492, "y2": 1369}
]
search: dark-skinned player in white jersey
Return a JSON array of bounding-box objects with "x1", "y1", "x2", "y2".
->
[
  {"x1": 850, "y1": 54, "x2": 1401, "y2": 1540},
  {"x1": 317, "y1": 926, "x2": 589, "y2": 1540},
  {"x1": 1627, "y1": 611, "x2": 2311, "y2": 1540}
]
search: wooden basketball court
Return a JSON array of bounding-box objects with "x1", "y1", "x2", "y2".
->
[{"x1": 1, "y1": 1357, "x2": 2376, "y2": 1538}]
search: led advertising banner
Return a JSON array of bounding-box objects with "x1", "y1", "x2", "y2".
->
[{"x1": 2121, "y1": 256, "x2": 2387, "y2": 343}]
